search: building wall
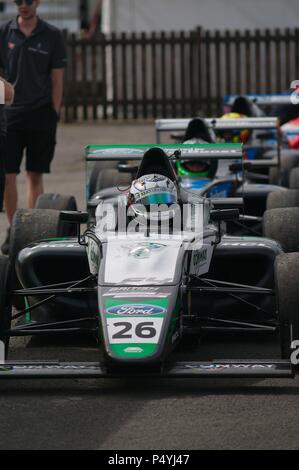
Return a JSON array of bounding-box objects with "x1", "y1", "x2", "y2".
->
[{"x1": 110, "y1": 0, "x2": 299, "y2": 32}]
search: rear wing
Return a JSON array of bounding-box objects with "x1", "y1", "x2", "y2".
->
[
  {"x1": 85, "y1": 143, "x2": 243, "y2": 162},
  {"x1": 155, "y1": 117, "x2": 279, "y2": 143},
  {"x1": 224, "y1": 94, "x2": 293, "y2": 107}
]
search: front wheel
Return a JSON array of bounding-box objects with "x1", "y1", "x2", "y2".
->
[
  {"x1": 275, "y1": 253, "x2": 299, "y2": 365},
  {"x1": 0, "y1": 256, "x2": 12, "y2": 358},
  {"x1": 9, "y1": 209, "x2": 65, "y2": 309}
]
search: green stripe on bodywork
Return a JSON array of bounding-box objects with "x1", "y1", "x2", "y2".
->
[
  {"x1": 43, "y1": 237, "x2": 68, "y2": 241},
  {"x1": 86, "y1": 143, "x2": 241, "y2": 150},
  {"x1": 111, "y1": 344, "x2": 157, "y2": 358},
  {"x1": 25, "y1": 297, "x2": 31, "y2": 323},
  {"x1": 105, "y1": 298, "x2": 168, "y2": 308}
]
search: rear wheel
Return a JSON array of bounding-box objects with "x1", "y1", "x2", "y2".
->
[
  {"x1": 35, "y1": 193, "x2": 77, "y2": 211},
  {"x1": 0, "y1": 256, "x2": 12, "y2": 358},
  {"x1": 275, "y1": 253, "x2": 299, "y2": 364},
  {"x1": 267, "y1": 190, "x2": 299, "y2": 209},
  {"x1": 35, "y1": 193, "x2": 78, "y2": 236},
  {"x1": 268, "y1": 154, "x2": 299, "y2": 187},
  {"x1": 263, "y1": 208, "x2": 299, "y2": 252},
  {"x1": 95, "y1": 169, "x2": 132, "y2": 191},
  {"x1": 9, "y1": 209, "x2": 65, "y2": 309},
  {"x1": 289, "y1": 167, "x2": 299, "y2": 189},
  {"x1": 89, "y1": 162, "x2": 117, "y2": 197}
]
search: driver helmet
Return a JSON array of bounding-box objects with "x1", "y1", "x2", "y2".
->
[
  {"x1": 177, "y1": 138, "x2": 218, "y2": 179},
  {"x1": 177, "y1": 118, "x2": 218, "y2": 179},
  {"x1": 128, "y1": 174, "x2": 179, "y2": 223},
  {"x1": 220, "y1": 112, "x2": 251, "y2": 144}
]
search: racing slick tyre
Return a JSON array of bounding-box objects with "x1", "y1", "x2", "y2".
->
[
  {"x1": 35, "y1": 193, "x2": 77, "y2": 211},
  {"x1": 268, "y1": 167, "x2": 280, "y2": 186},
  {"x1": 9, "y1": 209, "x2": 66, "y2": 309},
  {"x1": 267, "y1": 190, "x2": 299, "y2": 209},
  {"x1": 0, "y1": 256, "x2": 12, "y2": 358},
  {"x1": 263, "y1": 208, "x2": 299, "y2": 252},
  {"x1": 89, "y1": 161, "x2": 117, "y2": 197},
  {"x1": 265, "y1": 149, "x2": 299, "y2": 160},
  {"x1": 268, "y1": 153, "x2": 299, "y2": 187},
  {"x1": 95, "y1": 169, "x2": 132, "y2": 191},
  {"x1": 275, "y1": 253, "x2": 299, "y2": 365},
  {"x1": 289, "y1": 167, "x2": 299, "y2": 189},
  {"x1": 35, "y1": 193, "x2": 78, "y2": 236}
]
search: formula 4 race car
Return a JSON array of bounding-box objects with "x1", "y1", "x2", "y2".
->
[
  {"x1": 0, "y1": 143, "x2": 299, "y2": 380},
  {"x1": 224, "y1": 94, "x2": 299, "y2": 176},
  {"x1": 155, "y1": 117, "x2": 290, "y2": 224}
]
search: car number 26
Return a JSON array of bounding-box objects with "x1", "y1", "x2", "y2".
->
[{"x1": 106, "y1": 317, "x2": 164, "y2": 344}]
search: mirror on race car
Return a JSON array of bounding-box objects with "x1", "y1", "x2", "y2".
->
[
  {"x1": 210, "y1": 209, "x2": 240, "y2": 222},
  {"x1": 117, "y1": 163, "x2": 139, "y2": 174},
  {"x1": 210, "y1": 198, "x2": 244, "y2": 210},
  {"x1": 60, "y1": 211, "x2": 89, "y2": 224}
]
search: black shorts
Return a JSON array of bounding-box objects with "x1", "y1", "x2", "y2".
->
[{"x1": 5, "y1": 105, "x2": 58, "y2": 174}]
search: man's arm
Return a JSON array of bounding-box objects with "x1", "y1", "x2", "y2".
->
[
  {"x1": 0, "y1": 78, "x2": 14, "y2": 105},
  {"x1": 51, "y1": 68, "x2": 64, "y2": 115}
]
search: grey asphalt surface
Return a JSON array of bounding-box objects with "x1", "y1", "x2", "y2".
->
[{"x1": 0, "y1": 121, "x2": 299, "y2": 450}]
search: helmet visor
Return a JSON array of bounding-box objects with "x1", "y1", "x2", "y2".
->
[{"x1": 139, "y1": 192, "x2": 177, "y2": 205}]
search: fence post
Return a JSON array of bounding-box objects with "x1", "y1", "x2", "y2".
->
[
  {"x1": 189, "y1": 30, "x2": 196, "y2": 116},
  {"x1": 295, "y1": 28, "x2": 299, "y2": 83},
  {"x1": 170, "y1": 31, "x2": 177, "y2": 117},
  {"x1": 245, "y1": 29, "x2": 251, "y2": 94},
  {"x1": 111, "y1": 32, "x2": 118, "y2": 119},
  {"x1": 214, "y1": 29, "x2": 222, "y2": 115},
  {"x1": 255, "y1": 29, "x2": 261, "y2": 94},
  {"x1": 265, "y1": 29, "x2": 271, "y2": 93},
  {"x1": 121, "y1": 32, "x2": 128, "y2": 119},
  {"x1": 151, "y1": 31, "x2": 158, "y2": 118},
  {"x1": 141, "y1": 32, "x2": 147, "y2": 119},
  {"x1": 285, "y1": 28, "x2": 291, "y2": 90},
  {"x1": 62, "y1": 29, "x2": 70, "y2": 123},
  {"x1": 275, "y1": 28, "x2": 282, "y2": 93},
  {"x1": 161, "y1": 31, "x2": 167, "y2": 117},
  {"x1": 196, "y1": 26, "x2": 203, "y2": 115},
  {"x1": 99, "y1": 33, "x2": 107, "y2": 120}
]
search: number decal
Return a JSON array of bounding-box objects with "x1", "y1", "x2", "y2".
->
[
  {"x1": 135, "y1": 322, "x2": 156, "y2": 339},
  {"x1": 112, "y1": 322, "x2": 132, "y2": 339},
  {"x1": 107, "y1": 318, "x2": 163, "y2": 344}
]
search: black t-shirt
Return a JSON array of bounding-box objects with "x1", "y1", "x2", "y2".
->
[{"x1": 0, "y1": 17, "x2": 66, "y2": 120}]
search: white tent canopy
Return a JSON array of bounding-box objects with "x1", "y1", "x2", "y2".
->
[{"x1": 108, "y1": 0, "x2": 299, "y2": 32}]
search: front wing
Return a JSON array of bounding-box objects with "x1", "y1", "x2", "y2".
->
[{"x1": 0, "y1": 360, "x2": 293, "y2": 379}]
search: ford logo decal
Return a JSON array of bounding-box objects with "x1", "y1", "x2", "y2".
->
[{"x1": 106, "y1": 304, "x2": 165, "y2": 316}]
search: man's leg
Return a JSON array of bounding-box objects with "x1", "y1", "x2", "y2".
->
[
  {"x1": 26, "y1": 171, "x2": 44, "y2": 209},
  {"x1": 1, "y1": 173, "x2": 17, "y2": 254},
  {"x1": 0, "y1": 174, "x2": 4, "y2": 213},
  {"x1": 1, "y1": 129, "x2": 23, "y2": 255},
  {"x1": 4, "y1": 173, "x2": 18, "y2": 225},
  {"x1": 4, "y1": 129, "x2": 24, "y2": 224}
]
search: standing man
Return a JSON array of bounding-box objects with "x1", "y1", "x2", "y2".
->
[
  {"x1": 0, "y1": 78, "x2": 15, "y2": 212},
  {"x1": 0, "y1": 0, "x2": 67, "y2": 254}
]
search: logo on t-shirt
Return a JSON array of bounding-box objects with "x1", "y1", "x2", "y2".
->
[{"x1": 8, "y1": 42, "x2": 15, "y2": 50}]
